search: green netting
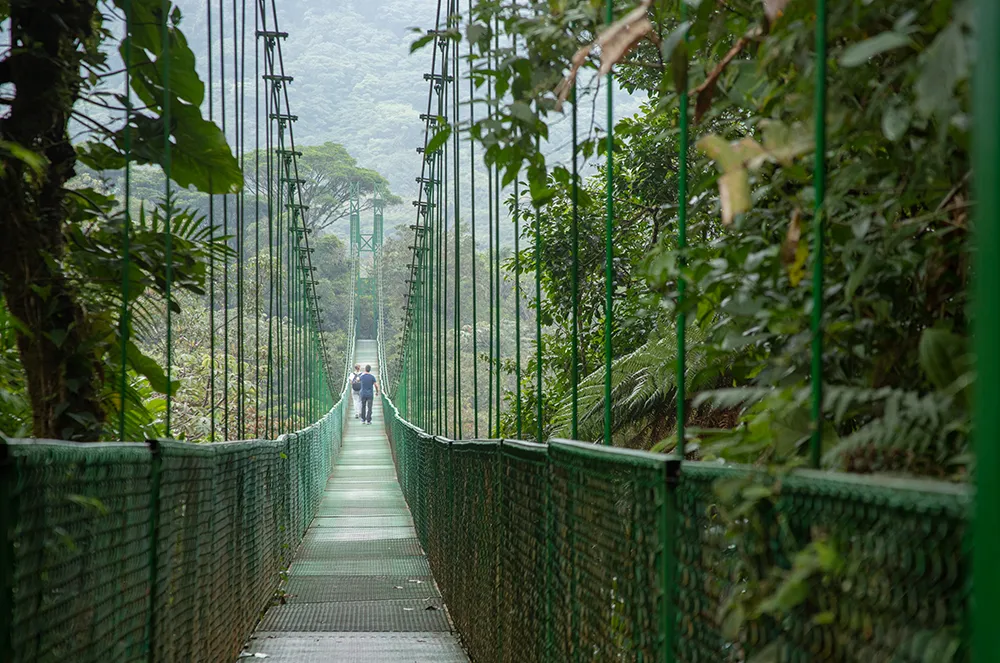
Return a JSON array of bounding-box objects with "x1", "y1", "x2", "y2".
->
[
  {"x1": 675, "y1": 465, "x2": 970, "y2": 662},
  {"x1": 497, "y1": 440, "x2": 549, "y2": 663},
  {"x1": 445, "y1": 440, "x2": 501, "y2": 663},
  {"x1": 5, "y1": 442, "x2": 152, "y2": 662},
  {"x1": 382, "y1": 391, "x2": 972, "y2": 663},
  {"x1": 2, "y1": 391, "x2": 348, "y2": 662}
]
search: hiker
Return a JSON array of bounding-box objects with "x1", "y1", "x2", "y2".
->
[
  {"x1": 348, "y1": 364, "x2": 362, "y2": 418},
  {"x1": 358, "y1": 364, "x2": 379, "y2": 425}
]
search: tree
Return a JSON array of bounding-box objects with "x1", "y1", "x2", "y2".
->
[
  {"x1": 0, "y1": 0, "x2": 239, "y2": 439},
  {"x1": 244, "y1": 141, "x2": 401, "y2": 235}
]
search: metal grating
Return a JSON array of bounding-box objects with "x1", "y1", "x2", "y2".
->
[
  {"x1": 288, "y1": 557, "x2": 431, "y2": 576},
  {"x1": 257, "y1": 600, "x2": 451, "y2": 632},
  {"x1": 242, "y1": 632, "x2": 468, "y2": 662},
  {"x1": 302, "y1": 527, "x2": 418, "y2": 542},
  {"x1": 246, "y1": 341, "x2": 468, "y2": 661},
  {"x1": 296, "y1": 536, "x2": 425, "y2": 560},
  {"x1": 312, "y1": 515, "x2": 414, "y2": 528},
  {"x1": 283, "y1": 575, "x2": 439, "y2": 603}
]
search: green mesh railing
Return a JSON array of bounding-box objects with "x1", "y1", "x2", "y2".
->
[
  {"x1": 380, "y1": 390, "x2": 971, "y2": 662},
  {"x1": 0, "y1": 386, "x2": 350, "y2": 663}
]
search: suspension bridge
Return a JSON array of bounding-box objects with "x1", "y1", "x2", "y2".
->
[{"x1": 0, "y1": 0, "x2": 996, "y2": 661}]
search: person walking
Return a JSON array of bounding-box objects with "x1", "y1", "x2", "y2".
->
[
  {"x1": 358, "y1": 364, "x2": 379, "y2": 425},
  {"x1": 348, "y1": 364, "x2": 362, "y2": 419}
]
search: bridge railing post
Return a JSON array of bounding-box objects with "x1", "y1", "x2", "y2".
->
[
  {"x1": 144, "y1": 439, "x2": 163, "y2": 663},
  {"x1": 0, "y1": 443, "x2": 13, "y2": 663}
]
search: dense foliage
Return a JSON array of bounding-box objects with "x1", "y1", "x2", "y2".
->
[
  {"x1": 0, "y1": 2, "x2": 392, "y2": 441},
  {"x1": 412, "y1": 0, "x2": 975, "y2": 479}
]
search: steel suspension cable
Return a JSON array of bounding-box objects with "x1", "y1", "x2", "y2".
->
[
  {"x1": 602, "y1": 0, "x2": 614, "y2": 446},
  {"x1": 486, "y1": 57, "x2": 495, "y2": 436},
  {"x1": 534, "y1": 138, "x2": 542, "y2": 443},
  {"x1": 442, "y1": 52, "x2": 450, "y2": 437},
  {"x1": 220, "y1": 0, "x2": 230, "y2": 439},
  {"x1": 676, "y1": 1, "x2": 689, "y2": 456},
  {"x1": 254, "y1": 0, "x2": 261, "y2": 436},
  {"x1": 235, "y1": 0, "x2": 246, "y2": 439},
  {"x1": 570, "y1": 85, "x2": 579, "y2": 441},
  {"x1": 493, "y1": 16, "x2": 502, "y2": 437},
  {"x1": 513, "y1": 171, "x2": 522, "y2": 440},
  {"x1": 208, "y1": 0, "x2": 218, "y2": 441},
  {"x1": 162, "y1": 0, "x2": 174, "y2": 438},
  {"x1": 117, "y1": 0, "x2": 133, "y2": 442},
  {"x1": 468, "y1": 0, "x2": 479, "y2": 438},
  {"x1": 452, "y1": 2, "x2": 462, "y2": 439}
]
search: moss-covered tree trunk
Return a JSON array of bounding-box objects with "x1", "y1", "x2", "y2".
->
[{"x1": 0, "y1": 0, "x2": 105, "y2": 439}]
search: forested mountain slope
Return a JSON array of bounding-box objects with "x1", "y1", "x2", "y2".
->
[{"x1": 177, "y1": 0, "x2": 643, "y2": 243}]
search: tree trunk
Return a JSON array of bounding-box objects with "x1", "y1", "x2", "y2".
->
[{"x1": 0, "y1": 0, "x2": 105, "y2": 439}]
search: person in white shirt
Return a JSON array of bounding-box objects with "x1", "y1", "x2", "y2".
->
[{"x1": 348, "y1": 364, "x2": 362, "y2": 418}]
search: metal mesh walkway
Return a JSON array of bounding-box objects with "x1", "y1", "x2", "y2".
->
[{"x1": 243, "y1": 340, "x2": 468, "y2": 661}]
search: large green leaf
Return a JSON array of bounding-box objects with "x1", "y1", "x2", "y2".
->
[
  {"x1": 838, "y1": 32, "x2": 910, "y2": 67},
  {"x1": 125, "y1": 340, "x2": 179, "y2": 396}
]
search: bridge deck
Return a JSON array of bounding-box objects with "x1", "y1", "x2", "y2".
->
[{"x1": 243, "y1": 340, "x2": 468, "y2": 661}]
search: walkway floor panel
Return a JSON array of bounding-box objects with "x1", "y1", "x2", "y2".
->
[{"x1": 243, "y1": 340, "x2": 468, "y2": 661}]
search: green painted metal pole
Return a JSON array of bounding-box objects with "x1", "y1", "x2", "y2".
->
[
  {"x1": 514, "y1": 176, "x2": 522, "y2": 440},
  {"x1": 452, "y1": 20, "x2": 462, "y2": 439},
  {"x1": 570, "y1": 85, "x2": 579, "y2": 442},
  {"x1": 163, "y1": 0, "x2": 173, "y2": 438},
  {"x1": 221, "y1": 0, "x2": 231, "y2": 438},
  {"x1": 442, "y1": 102, "x2": 450, "y2": 437},
  {"x1": 254, "y1": 3, "x2": 261, "y2": 437},
  {"x1": 494, "y1": 17, "x2": 502, "y2": 438},
  {"x1": 810, "y1": 0, "x2": 827, "y2": 468},
  {"x1": 602, "y1": 0, "x2": 613, "y2": 446},
  {"x1": 467, "y1": 0, "x2": 479, "y2": 438},
  {"x1": 535, "y1": 202, "x2": 543, "y2": 443},
  {"x1": 118, "y1": 0, "x2": 133, "y2": 442},
  {"x1": 236, "y1": 0, "x2": 245, "y2": 439},
  {"x1": 974, "y1": 0, "x2": 1000, "y2": 659},
  {"x1": 535, "y1": 136, "x2": 543, "y2": 444},
  {"x1": 676, "y1": 2, "x2": 688, "y2": 457},
  {"x1": 437, "y1": 146, "x2": 444, "y2": 436},
  {"x1": 144, "y1": 439, "x2": 162, "y2": 660}
]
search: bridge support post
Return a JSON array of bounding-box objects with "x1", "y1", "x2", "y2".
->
[
  {"x1": 144, "y1": 439, "x2": 163, "y2": 662},
  {"x1": 0, "y1": 443, "x2": 13, "y2": 663}
]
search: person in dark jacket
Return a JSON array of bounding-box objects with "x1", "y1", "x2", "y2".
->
[{"x1": 358, "y1": 365, "x2": 379, "y2": 425}]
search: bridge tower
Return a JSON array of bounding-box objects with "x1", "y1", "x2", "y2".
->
[{"x1": 349, "y1": 181, "x2": 383, "y2": 338}]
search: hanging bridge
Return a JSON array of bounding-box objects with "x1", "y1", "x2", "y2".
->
[{"x1": 1, "y1": 0, "x2": 996, "y2": 662}]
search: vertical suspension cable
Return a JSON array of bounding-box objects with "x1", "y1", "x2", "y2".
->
[
  {"x1": 486, "y1": 56, "x2": 495, "y2": 436},
  {"x1": 534, "y1": 161, "x2": 542, "y2": 443},
  {"x1": 810, "y1": 0, "x2": 827, "y2": 468},
  {"x1": 437, "y1": 124, "x2": 444, "y2": 436},
  {"x1": 220, "y1": 0, "x2": 230, "y2": 439},
  {"x1": 236, "y1": 0, "x2": 246, "y2": 439},
  {"x1": 208, "y1": 0, "x2": 217, "y2": 441},
  {"x1": 493, "y1": 15, "x2": 502, "y2": 437},
  {"x1": 254, "y1": 0, "x2": 261, "y2": 437},
  {"x1": 275, "y1": 124, "x2": 283, "y2": 432},
  {"x1": 264, "y1": 31, "x2": 274, "y2": 438},
  {"x1": 513, "y1": 177, "x2": 522, "y2": 440},
  {"x1": 118, "y1": 0, "x2": 133, "y2": 442},
  {"x1": 676, "y1": 1, "x2": 689, "y2": 457},
  {"x1": 452, "y1": 0, "x2": 462, "y2": 439},
  {"x1": 468, "y1": 0, "x2": 480, "y2": 438},
  {"x1": 285, "y1": 150, "x2": 292, "y2": 430},
  {"x1": 570, "y1": 85, "x2": 579, "y2": 441},
  {"x1": 442, "y1": 59, "x2": 450, "y2": 438},
  {"x1": 162, "y1": 0, "x2": 174, "y2": 438},
  {"x1": 512, "y1": 30, "x2": 522, "y2": 440},
  {"x1": 602, "y1": 0, "x2": 613, "y2": 446}
]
